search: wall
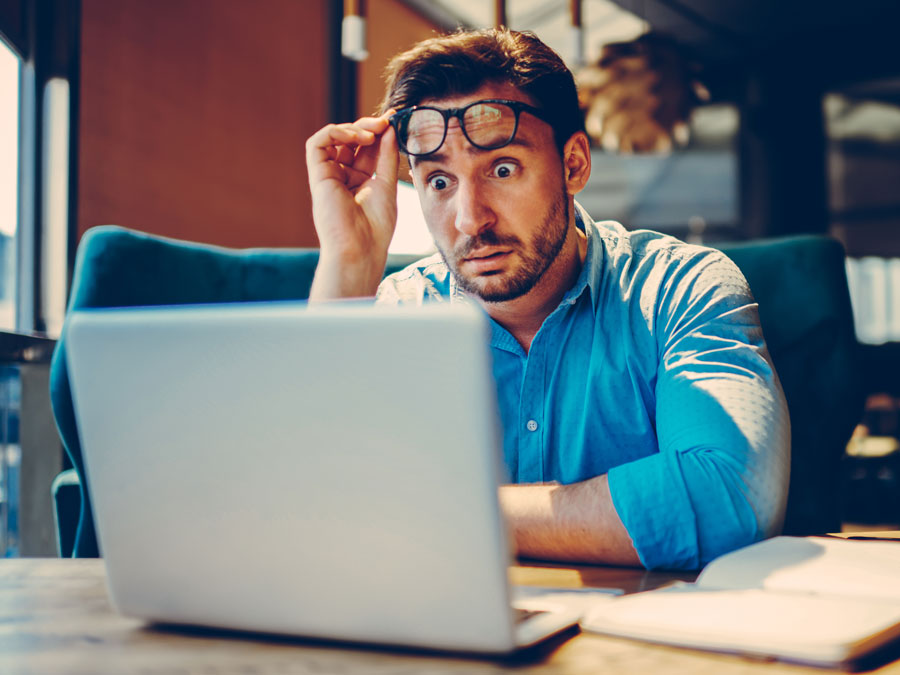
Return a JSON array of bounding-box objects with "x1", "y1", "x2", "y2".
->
[
  {"x1": 78, "y1": 0, "x2": 329, "y2": 248},
  {"x1": 356, "y1": 0, "x2": 442, "y2": 118}
]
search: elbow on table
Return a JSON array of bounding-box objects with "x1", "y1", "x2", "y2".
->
[
  {"x1": 609, "y1": 440, "x2": 789, "y2": 570},
  {"x1": 695, "y1": 462, "x2": 788, "y2": 567}
]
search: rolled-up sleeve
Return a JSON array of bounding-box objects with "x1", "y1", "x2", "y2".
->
[{"x1": 608, "y1": 250, "x2": 790, "y2": 570}]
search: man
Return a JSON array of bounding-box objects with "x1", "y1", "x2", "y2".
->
[{"x1": 305, "y1": 28, "x2": 789, "y2": 570}]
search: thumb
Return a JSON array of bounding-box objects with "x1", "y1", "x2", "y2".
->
[{"x1": 374, "y1": 125, "x2": 399, "y2": 189}]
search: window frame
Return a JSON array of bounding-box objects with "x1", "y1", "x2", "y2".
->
[
  {"x1": 1, "y1": 0, "x2": 79, "y2": 341},
  {"x1": 0, "y1": 34, "x2": 22, "y2": 333}
]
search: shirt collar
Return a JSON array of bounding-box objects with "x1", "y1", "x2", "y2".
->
[{"x1": 561, "y1": 201, "x2": 602, "y2": 310}]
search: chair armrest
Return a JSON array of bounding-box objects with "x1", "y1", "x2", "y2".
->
[{"x1": 51, "y1": 469, "x2": 82, "y2": 558}]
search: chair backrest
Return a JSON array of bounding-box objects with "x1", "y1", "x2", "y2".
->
[
  {"x1": 716, "y1": 235, "x2": 864, "y2": 535},
  {"x1": 53, "y1": 227, "x2": 862, "y2": 556},
  {"x1": 50, "y1": 225, "x2": 420, "y2": 556}
]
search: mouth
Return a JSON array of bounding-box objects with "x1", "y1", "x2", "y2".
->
[
  {"x1": 461, "y1": 249, "x2": 512, "y2": 274},
  {"x1": 463, "y1": 248, "x2": 511, "y2": 262}
]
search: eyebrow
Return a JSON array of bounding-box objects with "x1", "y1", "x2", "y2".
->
[{"x1": 411, "y1": 136, "x2": 535, "y2": 167}]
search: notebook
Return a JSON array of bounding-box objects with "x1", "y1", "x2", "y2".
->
[
  {"x1": 581, "y1": 535, "x2": 900, "y2": 666},
  {"x1": 64, "y1": 301, "x2": 579, "y2": 654}
]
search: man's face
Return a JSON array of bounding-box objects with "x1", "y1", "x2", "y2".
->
[{"x1": 408, "y1": 83, "x2": 571, "y2": 303}]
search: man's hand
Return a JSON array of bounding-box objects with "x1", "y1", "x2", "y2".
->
[{"x1": 305, "y1": 113, "x2": 399, "y2": 300}]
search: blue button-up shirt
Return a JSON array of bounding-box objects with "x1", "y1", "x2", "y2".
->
[{"x1": 376, "y1": 204, "x2": 790, "y2": 569}]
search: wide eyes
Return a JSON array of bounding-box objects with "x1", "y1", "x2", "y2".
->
[
  {"x1": 492, "y1": 162, "x2": 517, "y2": 178},
  {"x1": 425, "y1": 161, "x2": 518, "y2": 192}
]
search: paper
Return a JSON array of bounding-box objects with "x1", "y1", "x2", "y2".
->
[{"x1": 512, "y1": 585, "x2": 621, "y2": 619}]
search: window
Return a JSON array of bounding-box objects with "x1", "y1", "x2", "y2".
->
[
  {"x1": 0, "y1": 35, "x2": 22, "y2": 557},
  {"x1": 579, "y1": 104, "x2": 740, "y2": 243},
  {"x1": 0, "y1": 38, "x2": 19, "y2": 331},
  {"x1": 390, "y1": 181, "x2": 435, "y2": 255},
  {"x1": 825, "y1": 86, "x2": 900, "y2": 344},
  {"x1": 0, "y1": 0, "x2": 73, "y2": 558}
]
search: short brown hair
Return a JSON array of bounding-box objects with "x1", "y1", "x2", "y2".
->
[{"x1": 380, "y1": 28, "x2": 584, "y2": 154}]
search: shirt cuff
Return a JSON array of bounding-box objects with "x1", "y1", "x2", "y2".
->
[{"x1": 608, "y1": 451, "x2": 700, "y2": 570}]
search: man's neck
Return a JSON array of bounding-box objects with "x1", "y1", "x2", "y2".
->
[{"x1": 476, "y1": 224, "x2": 587, "y2": 354}]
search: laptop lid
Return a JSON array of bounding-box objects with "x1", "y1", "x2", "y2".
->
[{"x1": 66, "y1": 301, "x2": 524, "y2": 653}]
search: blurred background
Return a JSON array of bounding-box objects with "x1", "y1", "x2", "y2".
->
[{"x1": 1, "y1": 0, "x2": 900, "y2": 554}]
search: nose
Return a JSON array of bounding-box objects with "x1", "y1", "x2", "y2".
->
[{"x1": 453, "y1": 178, "x2": 495, "y2": 237}]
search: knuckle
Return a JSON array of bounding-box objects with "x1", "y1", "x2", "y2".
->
[{"x1": 307, "y1": 124, "x2": 336, "y2": 150}]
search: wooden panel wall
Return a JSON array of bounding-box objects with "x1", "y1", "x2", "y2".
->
[
  {"x1": 78, "y1": 0, "x2": 329, "y2": 247},
  {"x1": 356, "y1": 0, "x2": 442, "y2": 118}
]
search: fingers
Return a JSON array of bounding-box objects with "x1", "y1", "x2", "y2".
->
[
  {"x1": 306, "y1": 124, "x2": 371, "y2": 187},
  {"x1": 331, "y1": 144, "x2": 357, "y2": 167},
  {"x1": 306, "y1": 111, "x2": 392, "y2": 188},
  {"x1": 324, "y1": 161, "x2": 372, "y2": 188},
  {"x1": 336, "y1": 139, "x2": 398, "y2": 191},
  {"x1": 306, "y1": 115, "x2": 389, "y2": 167}
]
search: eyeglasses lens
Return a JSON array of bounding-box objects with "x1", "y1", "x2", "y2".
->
[
  {"x1": 402, "y1": 102, "x2": 517, "y2": 155},
  {"x1": 403, "y1": 109, "x2": 446, "y2": 155},
  {"x1": 463, "y1": 103, "x2": 516, "y2": 148}
]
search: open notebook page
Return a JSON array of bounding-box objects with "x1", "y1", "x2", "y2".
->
[
  {"x1": 696, "y1": 536, "x2": 900, "y2": 600},
  {"x1": 582, "y1": 583, "x2": 900, "y2": 665},
  {"x1": 582, "y1": 536, "x2": 900, "y2": 665}
]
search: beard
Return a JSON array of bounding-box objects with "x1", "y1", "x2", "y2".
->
[{"x1": 437, "y1": 190, "x2": 571, "y2": 303}]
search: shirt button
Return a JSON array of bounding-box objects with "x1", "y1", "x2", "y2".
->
[{"x1": 526, "y1": 419, "x2": 539, "y2": 432}]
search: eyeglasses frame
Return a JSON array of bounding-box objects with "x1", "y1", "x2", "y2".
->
[{"x1": 388, "y1": 98, "x2": 553, "y2": 157}]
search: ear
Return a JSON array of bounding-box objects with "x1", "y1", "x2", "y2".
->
[{"x1": 562, "y1": 131, "x2": 591, "y2": 196}]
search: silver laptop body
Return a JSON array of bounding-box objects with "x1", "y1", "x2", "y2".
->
[{"x1": 65, "y1": 301, "x2": 577, "y2": 653}]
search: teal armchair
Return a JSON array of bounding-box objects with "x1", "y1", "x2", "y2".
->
[
  {"x1": 716, "y1": 236, "x2": 864, "y2": 535},
  {"x1": 50, "y1": 227, "x2": 863, "y2": 557}
]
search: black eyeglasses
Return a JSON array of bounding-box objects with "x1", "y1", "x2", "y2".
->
[{"x1": 389, "y1": 99, "x2": 552, "y2": 157}]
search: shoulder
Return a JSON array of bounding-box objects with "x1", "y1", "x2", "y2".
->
[
  {"x1": 578, "y1": 213, "x2": 755, "y2": 349},
  {"x1": 592, "y1": 218, "x2": 732, "y2": 273},
  {"x1": 588, "y1": 218, "x2": 750, "y2": 301}
]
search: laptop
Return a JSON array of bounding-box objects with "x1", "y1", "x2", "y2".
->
[{"x1": 65, "y1": 301, "x2": 579, "y2": 654}]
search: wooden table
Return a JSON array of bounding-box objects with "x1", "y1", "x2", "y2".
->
[{"x1": 2, "y1": 553, "x2": 899, "y2": 674}]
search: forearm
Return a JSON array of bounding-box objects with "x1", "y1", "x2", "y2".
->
[
  {"x1": 309, "y1": 249, "x2": 387, "y2": 301},
  {"x1": 499, "y1": 474, "x2": 641, "y2": 566}
]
